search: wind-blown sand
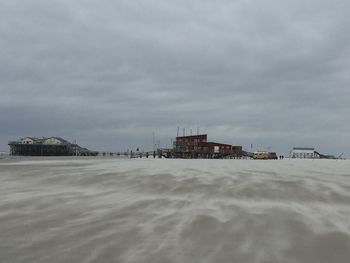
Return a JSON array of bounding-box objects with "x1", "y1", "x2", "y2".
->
[{"x1": 1, "y1": 157, "x2": 350, "y2": 263}]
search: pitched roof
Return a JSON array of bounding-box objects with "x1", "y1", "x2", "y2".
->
[
  {"x1": 21, "y1": 137, "x2": 42, "y2": 141},
  {"x1": 44, "y1": 137, "x2": 69, "y2": 143}
]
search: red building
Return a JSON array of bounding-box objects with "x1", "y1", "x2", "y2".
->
[{"x1": 175, "y1": 134, "x2": 242, "y2": 158}]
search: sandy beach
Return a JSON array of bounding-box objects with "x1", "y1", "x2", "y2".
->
[{"x1": 1, "y1": 157, "x2": 350, "y2": 262}]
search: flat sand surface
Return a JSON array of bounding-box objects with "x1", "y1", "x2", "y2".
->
[{"x1": 1, "y1": 157, "x2": 350, "y2": 263}]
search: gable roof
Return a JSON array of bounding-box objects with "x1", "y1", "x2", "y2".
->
[
  {"x1": 21, "y1": 137, "x2": 41, "y2": 141},
  {"x1": 43, "y1": 137, "x2": 69, "y2": 143}
]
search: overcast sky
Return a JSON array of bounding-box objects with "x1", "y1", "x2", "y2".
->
[{"x1": 1, "y1": 0, "x2": 349, "y2": 155}]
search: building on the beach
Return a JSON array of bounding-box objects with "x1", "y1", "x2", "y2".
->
[
  {"x1": 21, "y1": 137, "x2": 38, "y2": 144},
  {"x1": 8, "y1": 137, "x2": 98, "y2": 156},
  {"x1": 253, "y1": 151, "x2": 278, "y2": 160},
  {"x1": 173, "y1": 134, "x2": 243, "y2": 158},
  {"x1": 291, "y1": 147, "x2": 320, "y2": 158}
]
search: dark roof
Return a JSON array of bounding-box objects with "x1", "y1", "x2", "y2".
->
[
  {"x1": 176, "y1": 134, "x2": 207, "y2": 139},
  {"x1": 202, "y1": 141, "x2": 232, "y2": 147},
  {"x1": 21, "y1": 137, "x2": 42, "y2": 141},
  {"x1": 10, "y1": 136, "x2": 71, "y2": 145},
  {"x1": 293, "y1": 147, "x2": 315, "y2": 151}
]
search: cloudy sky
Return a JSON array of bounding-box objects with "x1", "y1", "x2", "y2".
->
[{"x1": 1, "y1": 0, "x2": 349, "y2": 155}]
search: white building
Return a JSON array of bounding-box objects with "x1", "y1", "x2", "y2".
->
[
  {"x1": 43, "y1": 137, "x2": 67, "y2": 145},
  {"x1": 21, "y1": 137, "x2": 41, "y2": 144},
  {"x1": 20, "y1": 137, "x2": 68, "y2": 145},
  {"x1": 292, "y1": 147, "x2": 319, "y2": 159}
]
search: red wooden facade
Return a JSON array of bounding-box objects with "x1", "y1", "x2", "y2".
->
[{"x1": 175, "y1": 134, "x2": 242, "y2": 158}]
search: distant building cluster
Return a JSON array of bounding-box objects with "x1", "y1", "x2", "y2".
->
[
  {"x1": 7, "y1": 134, "x2": 340, "y2": 159},
  {"x1": 169, "y1": 134, "x2": 281, "y2": 159},
  {"x1": 8, "y1": 137, "x2": 98, "y2": 156},
  {"x1": 172, "y1": 134, "x2": 243, "y2": 158}
]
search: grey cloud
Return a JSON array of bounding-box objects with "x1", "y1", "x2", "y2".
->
[{"x1": 1, "y1": 0, "x2": 350, "y2": 155}]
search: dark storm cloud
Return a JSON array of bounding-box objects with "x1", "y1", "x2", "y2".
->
[{"x1": 1, "y1": 0, "x2": 349, "y2": 154}]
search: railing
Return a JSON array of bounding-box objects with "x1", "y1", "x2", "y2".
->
[{"x1": 8, "y1": 141, "x2": 21, "y2": 145}]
